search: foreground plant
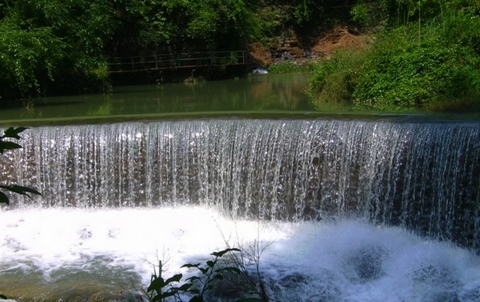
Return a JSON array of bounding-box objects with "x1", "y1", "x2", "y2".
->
[
  {"x1": 146, "y1": 248, "x2": 264, "y2": 302},
  {"x1": 0, "y1": 127, "x2": 41, "y2": 205}
]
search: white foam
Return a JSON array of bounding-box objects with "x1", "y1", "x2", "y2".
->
[{"x1": 1, "y1": 207, "x2": 480, "y2": 301}]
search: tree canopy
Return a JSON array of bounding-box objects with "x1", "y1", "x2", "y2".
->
[{"x1": 0, "y1": 0, "x2": 361, "y2": 101}]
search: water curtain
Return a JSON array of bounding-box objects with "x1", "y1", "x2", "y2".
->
[{"x1": 2, "y1": 119, "x2": 479, "y2": 250}]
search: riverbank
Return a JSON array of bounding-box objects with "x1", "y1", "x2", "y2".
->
[{"x1": 249, "y1": 26, "x2": 372, "y2": 67}]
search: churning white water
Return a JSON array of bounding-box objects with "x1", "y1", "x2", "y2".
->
[{"x1": 2, "y1": 206, "x2": 480, "y2": 301}]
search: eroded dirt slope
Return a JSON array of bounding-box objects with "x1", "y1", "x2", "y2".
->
[{"x1": 248, "y1": 26, "x2": 373, "y2": 66}]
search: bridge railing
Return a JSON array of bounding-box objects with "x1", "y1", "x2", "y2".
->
[{"x1": 108, "y1": 50, "x2": 247, "y2": 73}]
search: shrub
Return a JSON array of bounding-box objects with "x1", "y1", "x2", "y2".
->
[
  {"x1": 353, "y1": 25, "x2": 480, "y2": 111},
  {"x1": 146, "y1": 248, "x2": 264, "y2": 302},
  {"x1": 306, "y1": 1, "x2": 480, "y2": 112},
  {"x1": 267, "y1": 61, "x2": 315, "y2": 74},
  {"x1": 306, "y1": 49, "x2": 369, "y2": 109}
]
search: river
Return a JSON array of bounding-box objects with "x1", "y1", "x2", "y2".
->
[
  {"x1": 1, "y1": 74, "x2": 480, "y2": 301},
  {"x1": 0, "y1": 73, "x2": 312, "y2": 124}
]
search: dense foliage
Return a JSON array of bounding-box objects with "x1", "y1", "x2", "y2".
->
[
  {"x1": 0, "y1": 0, "x2": 116, "y2": 100},
  {"x1": 308, "y1": 0, "x2": 480, "y2": 112},
  {"x1": 1, "y1": 0, "x2": 353, "y2": 102},
  {"x1": 0, "y1": 0, "x2": 253, "y2": 100}
]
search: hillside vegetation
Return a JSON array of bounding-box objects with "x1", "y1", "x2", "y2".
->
[
  {"x1": 0, "y1": 0, "x2": 349, "y2": 101},
  {"x1": 1, "y1": 0, "x2": 479, "y2": 112},
  {"x1": 307, "y1": 0, "x2": 480, "y2": 112}
]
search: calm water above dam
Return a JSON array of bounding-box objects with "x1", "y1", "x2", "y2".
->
[{"x1": 0, "y1": 73, "x2": 312, "y2": 124}]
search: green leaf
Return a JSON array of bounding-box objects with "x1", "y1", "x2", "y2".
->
[
  {"x1": 165, "y1": 273, "x2": 182, "y2": 285},
  {"x1": 181, "y1": 263, "x2": 200, "y2": 269},
  {"x1": 0, "y1": 141, "x2": 22, "y2": 153},
  {"x1": 11, "y1": 185, "x2": 41, "y2": 195},
  {"x1": 189, "y1": 296, "x2": 203, "y2": 302},
  {"x1": 0, "y1": 185, "x2": 41, "y2": 196},
  {"x1": 3, "y1": 127, "x2": 28, "y2": 139},
  {"x1": 206, "y1": 260, "x2": 215, "y2": 268},
  {"x1": 186, "y1": 276, "x2": 201, "y2": 282},
  {"x1": 0, "y1": 192, "x2": 9, "y2": 205},
  {"x1": 147, "y1": 277, "x2": 165, "y2": 292},
  {"x1": 235, "y1": 298, "x2": 264, "y2": 302},
  {"x1": 177, "y1": 283, "x2": 193, "y2": 291}
]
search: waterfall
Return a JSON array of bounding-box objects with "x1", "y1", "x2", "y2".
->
[{"x1": 1, "y1": 118, "x2": 480, "y2": 250}]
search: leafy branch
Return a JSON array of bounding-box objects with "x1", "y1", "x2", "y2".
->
[
  {"x1": 0, "y1": 127, "x2": 41, "y2": 205},
  {"x1": 147, "y1": 247, "x2": 264, "y2": 302}
]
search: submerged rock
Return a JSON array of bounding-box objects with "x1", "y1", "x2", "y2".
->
[
  {"x1": 272, "y1": 269, "x2": 342, "y2": 302},
  {"x1": 343, "y1": 245, "x2": 387, "y2": 283}
]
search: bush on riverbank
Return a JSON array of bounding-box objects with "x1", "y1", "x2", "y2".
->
[
  {"x1": 354, "y1": 25, "x2": 480, "y2": 111},
  {"x1": 306, "y1": 49, "x2": 368, "y2": 108},
  {"x1": 308, "y1": 0, "x2": 480, "y2": 112}
]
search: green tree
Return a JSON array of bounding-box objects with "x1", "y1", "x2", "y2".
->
[
  {"x1": 0, "y1": 23, "x2": 66, "y2": 99},
  {"x1": 109, "y1": 0, "x2": 260, "y2": 56},
  {"x1": 0, "y1": 0, "x2": 117, "y2": 100}
]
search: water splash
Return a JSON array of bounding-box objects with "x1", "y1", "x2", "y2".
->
[{"x1": 1, "y1": 207, "x2": 480, "y2": 301}]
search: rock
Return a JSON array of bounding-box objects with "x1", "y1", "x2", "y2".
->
[{"x1": 343, "y1": 245, "x2": 387, "y2": 283}]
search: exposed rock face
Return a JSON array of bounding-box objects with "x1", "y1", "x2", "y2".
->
[{"x1": 248, "y1": 26, "x2": 373, "y2": 66}]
